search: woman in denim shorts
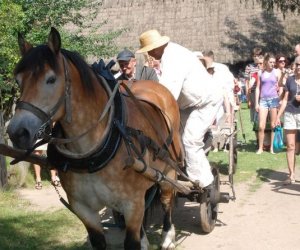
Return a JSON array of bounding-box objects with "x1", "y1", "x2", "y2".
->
[
  {"x1": 276, "y1": 56, "x2": 300, "y2": 184},
  {"x1": 255, "y1": 53, "x2": 281, "y2": 154}
]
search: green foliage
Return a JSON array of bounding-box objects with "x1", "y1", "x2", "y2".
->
[
  {"x1": 0, "y1": 0, "x2": 125, "y2": 122},
  {"x1": 0, "y1": 1, "x2": 24, "y2": 120}
]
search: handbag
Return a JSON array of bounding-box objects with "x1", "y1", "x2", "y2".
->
[{"x1": 273, "y1": 126, "x2": 284, "y2": 152}]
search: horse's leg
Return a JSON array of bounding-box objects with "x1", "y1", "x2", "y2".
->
[
  {"x1": 123, "y1": 202, "x2": 146, "y2": 250},
  {"x1": 160, "y1": 180, "x2": 176, "y2": 250},
  {"x1": 71, "y1": 202, "x2": 106, "y2": 250}
]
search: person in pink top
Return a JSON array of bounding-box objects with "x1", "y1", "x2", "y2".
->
[{"x1": 255, "y1": 53, "x2": 281, "y2": 154}]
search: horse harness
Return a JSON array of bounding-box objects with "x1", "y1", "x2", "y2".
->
[
  {"x1": 47, "y1": 77, "x2": 180, "y2": 179},
  {"x1": 12, "y1": 56, "x2": 191, "y2": 192}
]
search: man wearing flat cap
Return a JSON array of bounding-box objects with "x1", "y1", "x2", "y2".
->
[
  {"x1": 115, "y1": 48, "x2": 158, "y2": 82},
  {"x1": 136, "y1": 30, "x2": 223, "y2": 189}
]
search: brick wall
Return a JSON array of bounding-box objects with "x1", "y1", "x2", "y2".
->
[{"x1": 93, "y1": 0, "x2": 300, "y2": 63}]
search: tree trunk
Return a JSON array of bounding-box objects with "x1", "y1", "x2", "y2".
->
[{"x1": 0, "y1": 111, "x2": 7, "y2": 189}]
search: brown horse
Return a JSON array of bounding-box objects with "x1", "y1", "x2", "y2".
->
[{"x1": 7, "y1": 27, "x2": 185, "y2": 250}]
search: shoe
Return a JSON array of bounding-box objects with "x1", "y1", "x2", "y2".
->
[
  {"x1": 256, "y1": 150, "x2": 263, "y2": 155},
  {"x1": 283, "y1": 177, "x2": 295, "y2": 185},
  {"x1": 35, "y1": 181, "x2": 42, "y2": 190}
]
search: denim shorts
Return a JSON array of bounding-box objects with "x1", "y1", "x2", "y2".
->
[{"x1": 259, "y1": 97, "x2": 279, "y2": 109}]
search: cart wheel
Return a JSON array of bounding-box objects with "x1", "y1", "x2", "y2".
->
[
  {"x1": 229, "y1": 131, "x2": 238, "y2": 175},
  {"x1": 199, "y1": 167, "x2": 219, "y2": 233}
]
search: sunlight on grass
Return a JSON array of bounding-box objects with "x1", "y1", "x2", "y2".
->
[
  {"x1": 208, "y1": 103, "x2": 287, "y2": 185},
  {"x1": 0, "y1": 191, "x2": 89, "y2": 250}
]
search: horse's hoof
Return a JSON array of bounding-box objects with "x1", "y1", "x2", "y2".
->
[
  {"x1": 161, "y1": 224, "x2": 176, "y2": 250},
  {"x1": 161, "y1": 242, "x2": 175, "y2": 250}
]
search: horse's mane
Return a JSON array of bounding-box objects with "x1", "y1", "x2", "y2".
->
[
  {"x1": 14, "y1": 45, "x2": 95, "y2": 93},
  {"x1": 61, "y1": 49, "x2": 94, "y2": 92}
]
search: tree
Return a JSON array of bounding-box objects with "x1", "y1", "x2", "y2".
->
[
  {"x1": 243, "y1": 0, "x2": 300, "y2": 17},
  {"x1": 0, "y1": 0, "x2": 126, "y2": 188},
  {"x1": 0, "y1": 1, "x2": 25, "y2": 189},
  {"x1": 0, "y1": 0, "x2": 126, "y2": 126}
]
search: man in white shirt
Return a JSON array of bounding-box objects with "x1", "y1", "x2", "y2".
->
[
  {"x1": 203, "y1": 50, "x2": 235, "y2": 123},
  {"x1": 136, "y1": 30, "x2": 223, "y2": 188}
]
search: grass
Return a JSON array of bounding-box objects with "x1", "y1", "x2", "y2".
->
[
  {"x1": 208, "y1": 103, "x2": 288, "y2": 187},
  {"x1": 0, "y1": 191, "x2": 89, "y2": 250}
]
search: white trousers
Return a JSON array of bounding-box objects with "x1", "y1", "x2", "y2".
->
[{"x1": 181, "y1": 100, "x2": 223, "y2": 187}]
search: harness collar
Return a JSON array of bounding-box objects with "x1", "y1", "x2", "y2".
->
[{"x1": 47, "y1": 75, "x2": 126, "y2": 173}]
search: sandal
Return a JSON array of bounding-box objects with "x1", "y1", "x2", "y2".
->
[
  {"x1": 35, "y1": 181, "x2": 42, "y2": 190},
  {"x1": 283, "y1": 177, "x2": 295, "y2": 185}
]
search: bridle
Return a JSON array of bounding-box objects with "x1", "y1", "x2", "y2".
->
[
  {"x1": 15, "y1": 56, "x2": 72, "y2": 143},
  {"x1": 11, "y1": 54, "x2": 120, "y2": 164}
]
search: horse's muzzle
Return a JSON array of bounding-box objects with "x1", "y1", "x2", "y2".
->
[{"x1": 7, "y1": 112, "x2": 42, "y2": 150}]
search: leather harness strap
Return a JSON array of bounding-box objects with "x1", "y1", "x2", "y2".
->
[
  {"x1": 120, "y1": 81, "x2": 174, "y2": 154},
  {"x1": 120, "y1": 82, "x2": 194, "y2": 183}
]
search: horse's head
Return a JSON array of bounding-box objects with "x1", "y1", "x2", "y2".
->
[{"x1": 7, "y1": 28, "x2": 67, "y2": 150}]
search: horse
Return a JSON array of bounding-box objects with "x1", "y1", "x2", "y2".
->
[{"x1": 7, "y1": 27, "x2": 185, "y2": 250}]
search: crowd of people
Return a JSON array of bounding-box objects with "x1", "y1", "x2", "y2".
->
[
  {"x1": 113, "y1": 31, "x2": 300, "y2": 188},
  {"x1": 243, "y1": 45, "x2": 300, "y2": 184}
]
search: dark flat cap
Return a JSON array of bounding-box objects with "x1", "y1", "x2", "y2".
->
[{"x1": 117, "y1": 49, "x2": 135, "y2": 61}]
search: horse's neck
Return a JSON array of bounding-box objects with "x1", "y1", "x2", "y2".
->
[{"x1": 59, "y1": 75, "x2": 109, "y2": 154}]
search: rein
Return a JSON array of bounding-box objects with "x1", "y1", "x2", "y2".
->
[{"x1": 50, "y1": 75, "x2": 120, "y2": 146}]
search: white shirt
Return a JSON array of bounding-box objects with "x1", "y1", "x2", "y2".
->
[
  {"x1": 159, "y1": 42, "x2": 222, "y2": 109},
  {"x1": 211, "y1": 62, "x2": 235, "y2": 106}
]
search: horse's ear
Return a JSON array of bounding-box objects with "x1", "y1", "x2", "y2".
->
[
  {"x1": 18, "y1": 32, "x2": 33, "y2": 56},
  {"x1": 48, "y1": 27, "x2": 61, "y2": 54}
]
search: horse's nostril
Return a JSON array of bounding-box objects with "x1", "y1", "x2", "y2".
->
[
  {"x1": 16, "y1": 127, "x2": 29, "y2": 139},
  {"x1": 10, "y1": 127, "x2": 32, "y2": 150}
]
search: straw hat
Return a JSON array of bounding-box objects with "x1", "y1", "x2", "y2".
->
[{"x1": 136, "y1": 30, "x2": 170, "y2": 53}]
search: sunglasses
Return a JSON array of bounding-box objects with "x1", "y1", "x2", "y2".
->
[
  {"x1": 296, "y1": 63, "x2": 300, "y2": 67},
  {"x1": 278, "y1": 60, "x2": 286, "y2": 63}
]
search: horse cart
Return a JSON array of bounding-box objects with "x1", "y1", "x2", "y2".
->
[{"x1": 1, "y1": 27, "x2": 237, "y2": 249}]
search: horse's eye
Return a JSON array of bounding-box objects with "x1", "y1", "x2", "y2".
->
[{"x1": 47, "y1": 76, "x2": 56, "y2": 84}]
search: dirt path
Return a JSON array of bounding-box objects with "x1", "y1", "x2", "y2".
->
[{"x1": 18, "y1": 169, "x2": 300, "y2": 249}]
